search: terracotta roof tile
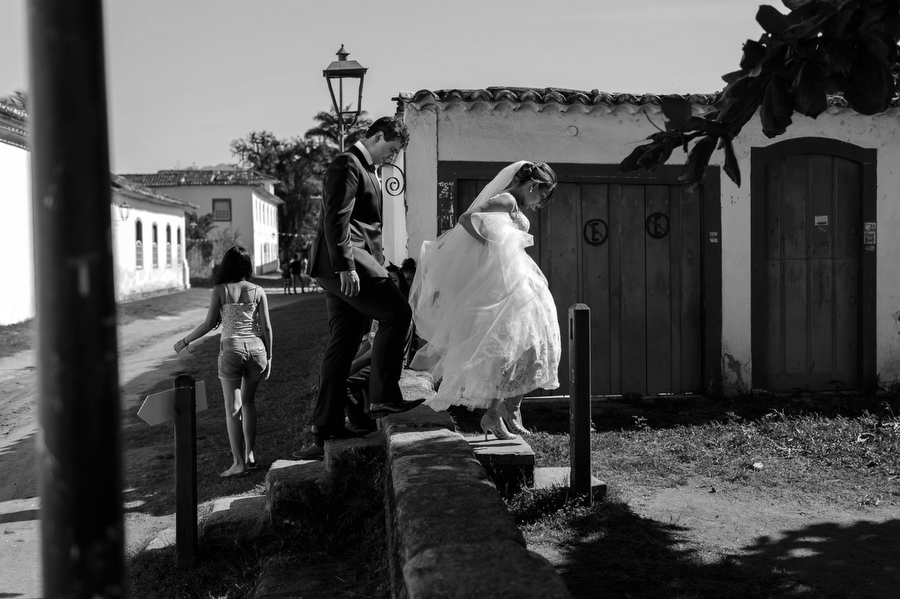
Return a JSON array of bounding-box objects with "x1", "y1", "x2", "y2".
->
[
  {"x1": 121, "y1": 169, "x2": 279, "y2": 187},
  {"x1": 112, "y1": 175, "x2": 199, "y2": 210},
  {"x1": 397, "y1": 86, "x2": 881, "y2": 114}
]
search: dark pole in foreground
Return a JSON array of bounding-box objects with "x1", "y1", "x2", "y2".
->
[
  {"x1": 568, "y1": 304, "x2": 592, "y2": 504},
  {"x1": 27, "y1": 1, "x2": 125, "y2": 596},
  {"x1": 174, "y1": 374, "x2": 198, "y2": 569}
]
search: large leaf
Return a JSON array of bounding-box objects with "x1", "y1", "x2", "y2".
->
[
  {"x1": 638, "y1": 137, "x2": 681, "y2": 171},
  {"x1": 822, "y1": 3, "x2": 857, "y2": 37},
  {"x1": 861, "y1": 31, "x2": 900, "y2": 64},
  {"x1": 760, "y1": 75, "x2": 794, "y2": 138},
  {"x1": 721, "y1": 137, "x2": 742, "y2": 187},
  {"x1": 620, "y1": 143, "x2": 653, "y2": 172},
  {"x1": 844, "y1": 49, "x2": 894, "y2": 114},
  {"x1": 716, "y1": 75, "x2": 769, "y2": 133},
  {"x1": 678, "y1": 136, "x2": 717, "y2": 187},
  {"x1": 820, "y1": 37, "x2": 856, "y2": 74},
  {"x1": 869, "y1": 2, "x2": 900, "y2": 39},
  {"x1": 793, "y1": 61, "x2": 829, "y2": 117},
  {"x1": 661, "y1": 96, "x2": 693, "y2": 129},
  {"x1": 757, "y1": 5, "x2": 793, "y2": 35},
  {"x1": 740, "y1": 40, "x2": 768, "y2": 69},
  {"x1": 781, "y1": 1, "x2": 839, "y2": 41}
]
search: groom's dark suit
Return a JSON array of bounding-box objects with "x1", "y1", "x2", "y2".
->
[{"x1": 308, "y1": 143, "x2": 412, "y2": 437}]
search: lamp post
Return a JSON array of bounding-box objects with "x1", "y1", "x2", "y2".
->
[{"x1": 323, "y1": 45, "x2": 367, "y2": 152}]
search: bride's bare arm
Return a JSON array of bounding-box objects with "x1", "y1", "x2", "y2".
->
[{"x1": 459, "y1": 193, "x2": 516, "y2": 243}]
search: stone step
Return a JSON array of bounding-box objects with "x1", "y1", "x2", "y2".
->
[
  {"x1": 465, "y1": 434, "x2": 535, "y2": 496},
  {"x1": 265, "y1": 459, "x2": 329, "y2": 525}
]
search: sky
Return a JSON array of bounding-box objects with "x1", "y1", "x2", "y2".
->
[{"x1": 0, "y1": 0, "x2": 769, "y2": 174}]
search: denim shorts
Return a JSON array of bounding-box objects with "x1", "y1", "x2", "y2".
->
[{"x1": 218, "y1": 337, "x2": 267, "y2": 382}]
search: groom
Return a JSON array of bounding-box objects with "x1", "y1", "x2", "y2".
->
[{"x1": 294, "y1": 116, "x2": 424, "y2": 459}]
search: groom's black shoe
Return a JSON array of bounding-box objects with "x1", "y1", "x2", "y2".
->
[{"x1": 367, "y1": 398, "x2": 427, "y2": 417}]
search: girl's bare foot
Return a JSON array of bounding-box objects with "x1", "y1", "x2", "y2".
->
[{"x1": 220, "y1": 464, "x2": 247, "y2": 478}]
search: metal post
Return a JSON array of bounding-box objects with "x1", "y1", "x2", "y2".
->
[
  {"x1": 27, "y1": 0, "x2": 125, "y2": 596},
  {"x1": 174, "y1": 374, "x2": 198, "y2": 569},
  {"x1": 338, "y1": 79, "x2": 344, "y2": 152},
  {"x1": 568, "y1": 304, "x2": 592, "y2": 504}
]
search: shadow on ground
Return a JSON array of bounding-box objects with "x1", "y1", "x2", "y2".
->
[{"x1": 545, "y1": 497, "x2": 900, "y2": 598}]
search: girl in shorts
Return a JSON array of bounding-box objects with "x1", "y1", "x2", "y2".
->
[{"x1": 175, "y1": 246, "x2": 273, "y2": 478}]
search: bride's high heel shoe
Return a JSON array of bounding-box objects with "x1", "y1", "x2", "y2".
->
[
  {"x1": 480, "y1": 412, "x2": 517, "y2": 441},
  {"x1": 500, "y1": 400, "x2": 532, "y2": 436}
]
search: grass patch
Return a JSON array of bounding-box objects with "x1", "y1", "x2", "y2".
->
[{"x1": 122, "y1": 290, "x2": 390, "y2": 598}]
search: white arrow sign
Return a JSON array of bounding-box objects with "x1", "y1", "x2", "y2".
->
[{"x1": 137, "y1": 380, "x2": 208, "y2": 426}]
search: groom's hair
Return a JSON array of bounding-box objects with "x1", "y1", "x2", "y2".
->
[{"x1": 365, "y1": 116, "x2": 409, "y2": 147}]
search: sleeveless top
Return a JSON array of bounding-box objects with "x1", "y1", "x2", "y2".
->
[
  {"x1": 219, "y1": 284, "x2": 261, "y2": 341},
  {"x1": 509, "y1": 201, "x2": 530, "y2": 233}
]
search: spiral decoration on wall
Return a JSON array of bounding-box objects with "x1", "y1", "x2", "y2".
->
[{"x1": 381, "y1": 162, "x2": 406, "y2": 196}]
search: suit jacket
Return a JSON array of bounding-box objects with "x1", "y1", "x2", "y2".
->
[{"x1": 308, "y1": 145, "x2": 388, "y2": 279}]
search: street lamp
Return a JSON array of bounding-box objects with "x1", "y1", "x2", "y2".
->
[
  {"x1": 118, "y1": 201, "x2": 131, "y2": 221},
  {"x1": 323, "y1": 45, "x2": 367, "y2": 152}
]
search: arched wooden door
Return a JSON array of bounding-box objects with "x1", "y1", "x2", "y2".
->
[{"x1": 751, "y1": 139, "x2": 876, "y2": 392}]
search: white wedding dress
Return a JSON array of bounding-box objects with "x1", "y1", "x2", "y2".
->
[{"x1": 409, "y1": 162, "x2": 561, "y2": 411}]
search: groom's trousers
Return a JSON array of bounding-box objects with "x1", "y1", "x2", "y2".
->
[{"x1": 312, "y1": 275, "x2": 412, "y2": 433}]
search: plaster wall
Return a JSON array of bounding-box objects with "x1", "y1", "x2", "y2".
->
[
  {"x1": 112, "y1": 197, "x2": 188, "y2": 299},
  {"x1": 0, "y1": 142, "x2": 33, "y2": 325},
  {"x1": 251, "y1": 189, "x2": 279, "y2": 273},
  {"x1": 154, "y1": 185, "x2": 279, "y2": 273},
  {"x1": 401, "y1": 101, "x2": 900, "y2": 389}
]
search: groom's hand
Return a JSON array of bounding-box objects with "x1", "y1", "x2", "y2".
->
[{"x1": 340, "y1": 269, "x2": 360, "y2": 297}]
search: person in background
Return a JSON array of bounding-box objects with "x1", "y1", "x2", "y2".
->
[
  {"x1": 400, "y1": 257, "x2": 417, "y2": 287},
  {"x1": 281, "y1": 259, "x2": 292, "y2": 294},
  {"x1": 175, "y1": 246, "x2": 273, "y2": 477},
  {"x1": 289, "y1": 253, "x2": 304, "y2": 294}
]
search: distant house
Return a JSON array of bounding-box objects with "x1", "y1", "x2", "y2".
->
[
  {"x1": 0, "y1": 104, "x2": 197, "y2": 326},
  {"x1": 394, "y1": 86, "x2": 900, "y2": 396},
  {"x1": 121, "y1": 168, "x2": 283, "y2": 275},
  {"x1": 0, "y1": 102, "x2": 33, "y2": 325},
  {"x1": 111, "y1": 175, "x2": 199, "y2": 298}
]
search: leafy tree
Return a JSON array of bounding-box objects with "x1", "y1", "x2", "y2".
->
[
  {"x1": 305, "y1": 106, "x2": 373, "y2": 149},
  {"x1": 620, "y1": 0, "x2": 900, "y2": 188},
  {"x1": 185, "y1": 211, "x2": 216, "y2": 262},
  {"x1": 232, "y1": 108, "x2": 373, "y2": 257},
  {"x1": 231, "y1": 131, "x2": 329, "y2": 256}
]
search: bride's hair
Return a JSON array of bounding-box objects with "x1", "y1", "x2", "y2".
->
[{"x1": 514, "y1": 162, "x2": 557, "y2": 201}]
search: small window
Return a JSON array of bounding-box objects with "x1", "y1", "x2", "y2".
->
[
  {"x1": 166, "y1": 225, "x2": 172, "y2": 268},
  {"x1": 152, "y1": 224, "x2": 159, "y2": 268},
  {"x1": 213, "y1": 199, "x2": 231, "y2": 221},
  {"x1": 176, "y1": 227, "x2": 182, "y2": 265},
  {"x1": 135, "y1": 220, "x2": 143, "y2": 270}
]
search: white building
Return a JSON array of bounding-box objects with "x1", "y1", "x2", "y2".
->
[
  {"x1": 121, "y1": 169, "x2": 282, "y2": 275},
  {"x1": 0, "y1": 103, "x2": 197, "y2": 326},
  {"x1": 393, "y1": 87, "x2": 900, "y2": 396}
]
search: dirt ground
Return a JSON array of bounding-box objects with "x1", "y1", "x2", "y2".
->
[
  {"x1": 3, "y1": 285, "x2": 899, "y2": 598},
  {"x1": 526, "y1": 476, "x2": 900, "y2": 598},
  {"x1": 0, "y1": 287, "x2": 305, "y2": 598}
]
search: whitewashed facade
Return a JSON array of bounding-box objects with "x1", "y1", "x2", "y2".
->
[
  {"x1": 394, "y1": 87, "x2": 900, "y2": 395},
  {"x1": 0, "y1": 105, "x2": 196, "y2": 326},
  {"x1": 121, "y1": 169, "x2": 282, "y2": 275}
]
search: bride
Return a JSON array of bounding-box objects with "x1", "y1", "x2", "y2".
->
[{"x1": 409, "y1": 161, "x2": 561, "y2": 439}]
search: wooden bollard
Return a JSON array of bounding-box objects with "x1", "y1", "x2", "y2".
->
[
  {"x1": 568, "y1": 304, "x2": 592, "y2": 504},
  {"x1": 174, "y1": 374, "x2": 198, "y2": 569}
]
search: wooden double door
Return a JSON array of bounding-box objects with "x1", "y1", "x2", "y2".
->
[
  {"x1": 751, "y1": 139, "x2": 876, "y2": 392},
  {"x1": 438, "y1": 162, "x2": 722, "y2": 396}
]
